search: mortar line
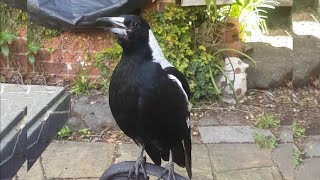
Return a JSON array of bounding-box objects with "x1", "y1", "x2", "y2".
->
[
  {"x1": 111, "y1": 143, "x2": 120, "y2": 165},
  {"x1": 204, "y1": 144, "x2": 217, "y2": 180},
  {"x1": 270, "y1": 148, "x2": 283, "y2": 177},
  {"x1": 39, "y1": 156, "x2": 47, "y2": 179},
  {"x1": 217, "y1": 165, "x2": 276, "y2": 173}
]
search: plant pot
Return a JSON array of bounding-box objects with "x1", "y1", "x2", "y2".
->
[
  {"x1": 223, "y1": 40, "x2": 243, "y2": 57},
  {"x1": 223, "y1": 17, "x2": 240, "y2": 43}
]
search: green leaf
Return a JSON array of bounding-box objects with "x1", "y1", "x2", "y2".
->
[
  {"x1": 235, "y1": 0, "x2": 242, "y2": 5},
  {"x1": 28, "y1": 54, "x2": 35, "y2": 64},
  {"x1": 57, "y1": 126, "x2": 72, "y2": 138},
  {"x1": 1, "y1": 45, "x2": 9, "y2": 57},
  {"x1": 198, "y1": 45, "x2": 206, "y2": 51},
  {"x1": 27, "y1": 43, "x2": 41, "y2": 54},
  {"x1": 205, "y1": 0, "x2": 212, "y2": 9}
]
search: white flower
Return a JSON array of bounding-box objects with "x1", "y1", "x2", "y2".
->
[
  {"x1": 80, "y1": 61, "x2": 85, "y2": 67},
  {"x1": 189, "y1": 21, "x2": 192, "y2": 25},
  {"x1": 66, "y1": 63, "x2": 72, "y2": 70}
]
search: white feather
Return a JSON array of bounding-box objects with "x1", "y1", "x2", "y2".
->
[
  {"x1": 148, "y1": 30, "x2": 173, "y2": 69},
  {"x1": 168, "y1": 74, "x2": 190, "y2": 128}
]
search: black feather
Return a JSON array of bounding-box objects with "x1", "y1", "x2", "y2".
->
[{"x1": 106, "y1": 15, "x2": 192, "y2": 179}]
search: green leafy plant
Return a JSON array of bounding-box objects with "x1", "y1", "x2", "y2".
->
[
  {"x1": 254, "y1": 132, "x2": 278, "y2": 149},
  {"x1": 293, "y1": 121, "x2": 305, "y2": 139},
  {"x1": 27, "y1": 43, "x2": 41, "y2": 64},
  {"x1": 57, "y1": 126, "x2": 72, "y2": 138},
  {"x1": 293, "y1": 148, "x2": 303, "y2": 167},
  {"x1": 145, "y1": 5, "x2": 225, "y2": 101},
  {"x1": 78, "y1": 128, "x2": 93, "y2": 135},
  {"x1": 0, "y1": 31, "x2": 17, "y2": 59},
  {"x1": 70, "y1": 63, "x2": 96, "y2": 96},
  {"x1": 92, "y1": 42, "x2": 122, "y2": 93},
  {"x1": 0, "y1": 3, "x2": 27, "y2": 33},
  {"x1": 256, "y1": 114, "x2": 280, "y2": 129},
  {"x1": 218, "y1": 0, "x2": 279, "y2": 40}
]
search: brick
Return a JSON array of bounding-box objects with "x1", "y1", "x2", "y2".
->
[
  {"x1": 0, "y1": 54, "x2": 8, "y2": 68},
  {"x1": 143, "y1": 0, "x2": 159, "y2": 11},
  {"x1": 51, "y1": 49, "x2": 63, "y2": 62},
  {"x1": 42, "y1": 38, "x2": 61, "y2": 49},
  {"x1": 9, "y1": 38, "x2": 27, "y2": 53},
  {"x1": 67, "y1": 63, "x2": 81, "y2": 76},
  {"x1": 38, "y1": 61, "x2": 68, "y2": 75},
  {"x1": 158, "y1": 1, "x2": 172, "y2": 11},
  {"x1": 35, "y1": 49, "x2": 51, "y2": 62},
  {"x1": 61, "y1": 50, "x2": 78, "y2": 63},
  {"x1": 86, "y1": 65, "x2": 101, "y2": 77},
  {"x1": 19, "y1": 28, "x2": 27, "y2": 38},
  {"x1": 9, "y1": 54, "x2": 28, "y2": 71}
]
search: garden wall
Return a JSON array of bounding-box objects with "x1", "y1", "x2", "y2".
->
[{"x1": 0, "y1": 0, "x2": 174, "y2": 86}]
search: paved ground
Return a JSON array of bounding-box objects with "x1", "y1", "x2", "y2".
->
[{"x1": 15, "y1": 123, "x2": 320, "y2": 180}]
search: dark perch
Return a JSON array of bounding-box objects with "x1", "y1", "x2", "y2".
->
[{"x1": 100, "y1": 161, "x2": 188, "y2": 180}]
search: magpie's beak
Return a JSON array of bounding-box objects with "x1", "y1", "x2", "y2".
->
[{"x1": 96, "y1": 17, "x2": 128, "y2": 36}]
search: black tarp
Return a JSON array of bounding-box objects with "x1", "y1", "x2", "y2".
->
[{"x1": 1, "y1": 0, "x2": 150, "y2": 31}]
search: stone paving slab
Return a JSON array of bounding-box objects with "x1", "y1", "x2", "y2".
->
[
  {"x1": 41, "y1": 141, "x2": 115, "y2": 179},
  {"x1": 295, "y1": 158, "x2": 320, "y2": 180},
  {"x1": 68, "y1": 95, "x2": 115, "y2": 132},
  {"x1": 199, "y1": 111, "x2": 248, "y2": 126},
  {"x1": 14, "y1": 140, "x2": 320, "y2": 180},
  {"x1": 215, "y1": 166, "x2": 283, "y2": 180},
  {"x1": 116, "y1": 143, "x2": 214, "y2": 179},
  {"x1": 276, "y1": 126, "x2": 293, "y2": 143},
  {"x1": 15, "y1": 159, "x2": 44, "y2": 180},
  {"x1": 272, "y1": 143, "x2": 294, "y2": 180},
  {"x1": 303, "y1": 135, "x2": 320, "y2": 158},
  {"x1": 199, "y1": 126, "x2": 274, "y2": 143},
  {"x1": 207, "y1": 144, "x2": 274, "y2": 172}
]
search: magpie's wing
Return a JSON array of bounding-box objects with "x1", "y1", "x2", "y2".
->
[
  {"x1": 164, "y1": 67, "x2": 192, "y2": 178},
  {"x1": 136, "y1": 62, "x2": 191, "y2": 177}
]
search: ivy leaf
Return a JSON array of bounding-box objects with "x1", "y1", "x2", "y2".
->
[
  {"x1": 28, "y1": 54, "x2": 35, "y2": 64},
  {"x1": 1, "y1": 45, "x2": 9, "y2": 57},
  {"x1": 198, "y1": 45, "x2": 207, "y2": 51}
]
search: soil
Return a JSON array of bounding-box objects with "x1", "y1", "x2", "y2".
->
[
  {"x1": 193, "y1": 86, "x2": 319, "y2": 133},
  {"x1": 59, "y1": 81, "x2": 320, "y2": 147}
]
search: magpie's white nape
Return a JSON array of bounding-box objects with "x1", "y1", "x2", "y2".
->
[{"x1": 97, "y1": 15, "x2": 192, "y2": 180}]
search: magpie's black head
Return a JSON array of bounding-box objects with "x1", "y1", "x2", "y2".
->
[{"x1": 97, "y1": 15, "x2": 150, "y2": 48}]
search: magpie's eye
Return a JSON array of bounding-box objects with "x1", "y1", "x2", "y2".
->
[{"x1": 132, "y1": 21, "x2": 139, "y2": 27}]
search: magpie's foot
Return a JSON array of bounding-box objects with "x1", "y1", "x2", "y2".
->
[
  {"x1": 157, "y1": 162, "x2": 176, "y2": 180},
  {"x1": 128, "y1": 155, "x2": 148, "y2": 179}
]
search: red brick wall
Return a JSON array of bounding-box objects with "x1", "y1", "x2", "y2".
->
[
  {"x1": 144, "y1": 0, "x2": 175, "y2": 12},
  {"x1": 0, "y1": 0, "x2": 175, "y2": 86},
  {"x1": 0, "y1": 28, "x2": 113, "y2": 85}
]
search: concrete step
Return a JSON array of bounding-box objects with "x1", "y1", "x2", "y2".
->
[{"x1": 0, "y1": 84, "x2": 70, "y2": 179}]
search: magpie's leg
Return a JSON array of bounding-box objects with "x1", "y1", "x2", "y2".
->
[
  {"x1": 158, "y1": 150, "x2": 176, "y2": 180},
  {"x1": 128, "y1": 145, "x2": 148, "y2": 179}
]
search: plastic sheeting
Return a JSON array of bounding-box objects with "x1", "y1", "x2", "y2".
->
[{"x1": 1, "y1": 0, "x2": 150, "y2": 31}]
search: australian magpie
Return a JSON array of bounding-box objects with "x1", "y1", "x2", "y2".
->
[{"x1": 97, "y1": 15, "x2": 192, "y2": 180}]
